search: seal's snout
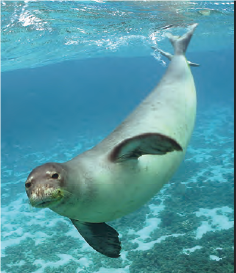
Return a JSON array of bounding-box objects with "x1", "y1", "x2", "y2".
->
[{"x1": 25, "y1": 162, "x2": 67, "y2": 208}]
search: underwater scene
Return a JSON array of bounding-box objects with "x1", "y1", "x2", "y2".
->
[{"x1": 1, "y1": 1, "x2": 234, "y2": 273}]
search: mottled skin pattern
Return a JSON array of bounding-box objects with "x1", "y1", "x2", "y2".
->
[{"x1": 25, "y1": 24, "x2": 198, "y2": 258}]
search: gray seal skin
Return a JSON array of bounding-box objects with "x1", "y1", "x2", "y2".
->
[{"x1": 25, "y1": 24, "x2": 198, "y2": 258}]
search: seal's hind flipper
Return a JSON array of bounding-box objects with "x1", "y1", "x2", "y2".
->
[
  {"x1": 110, "y1": 133, "x2": 183, "y2": 163},
  {"x1": 71, "y1": 219, "x2": 121, "y2": 258},
  {"x1": 167, "y1": 23, "x2": 198, "y2": 55}
]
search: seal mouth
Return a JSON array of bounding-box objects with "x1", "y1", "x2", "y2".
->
[
  {"x1": 29, "y1": 188, "x2": 65, "y2": 208},
  {"x1": 32, "y1": 199, "x2": 59, "y2": 208}
]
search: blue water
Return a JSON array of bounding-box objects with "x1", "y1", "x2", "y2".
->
[{"x1": 1, "y1": 2, "x2": 234, "y2": 273}]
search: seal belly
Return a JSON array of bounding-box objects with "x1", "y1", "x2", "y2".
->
[
  {"x1": 60, "y1": 150, "x2": 183, "y2": 223},
  {"x1": 101, "y1": 152, "x2": 184, "y2": 222}
]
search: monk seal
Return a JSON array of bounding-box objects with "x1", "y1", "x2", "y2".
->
[{"x1": 25, "y1": 24, "x2": 198, "y2": 258}]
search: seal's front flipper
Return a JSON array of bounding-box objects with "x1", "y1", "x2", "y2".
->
[
  {"x1": 110, "y1": 133, "x2": 183, "y2": 163},
  {"x1": 71, "y1": 219, "x2": 121, "y2": 258}
]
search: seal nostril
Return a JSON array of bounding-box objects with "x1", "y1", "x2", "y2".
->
[
  {"x1": 51, "y1": 173, "x2": 59, "y2": 179},
  {"x1": 25, "y1": 182, "x2": 31, "y2": 188}
]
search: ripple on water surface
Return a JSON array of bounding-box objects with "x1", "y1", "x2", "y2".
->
[{"x1": 1, "y1": 1, "x2": 234, "y2": 71}]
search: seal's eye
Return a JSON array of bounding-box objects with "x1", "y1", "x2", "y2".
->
[
  {"x1": 25, "y1": 182, "x2": 31, "y2": 188},
  {"x1": 51, "y1": 173, "x2": 59, "y2": 179}
]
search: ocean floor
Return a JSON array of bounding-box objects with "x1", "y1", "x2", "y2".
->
[{"x1": 1, "y1": 104, "x2": 234, "y2": 273}]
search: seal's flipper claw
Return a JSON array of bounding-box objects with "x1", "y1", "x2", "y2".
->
[
  {"x1": 71, "y1": 219, "x2": 121, "y2": 258},
  {"x1": 152, "y1": 46, "x2": 173, "y2": 61},
  {"x1": 156, "y1": 48, "x2": 173, "y2": 61},
  {"x1": 187, "y1": 61, "x2": 200, "y2": 67},
  {"x1": 110, "y1": 133, "x2": 183, "y2": 163},
  {"x1": 152, "y1": 46, "x2": 199, "y2": 67}
]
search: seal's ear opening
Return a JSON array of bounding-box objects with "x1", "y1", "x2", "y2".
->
[{"x1": 109, "y1": 133, "x2": 183, "y2": 163}]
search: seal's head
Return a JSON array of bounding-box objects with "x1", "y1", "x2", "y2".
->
[{"x1": 25, "y1": 162, "x2": 69, "y2": 208}]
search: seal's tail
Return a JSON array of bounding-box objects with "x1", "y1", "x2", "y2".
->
[
  {"x1": 166, "y1": 23, "x2": 198, "y2": 55},
  {"x1": 152, "y1": 24, "x2": 199, "y2": 67}
]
